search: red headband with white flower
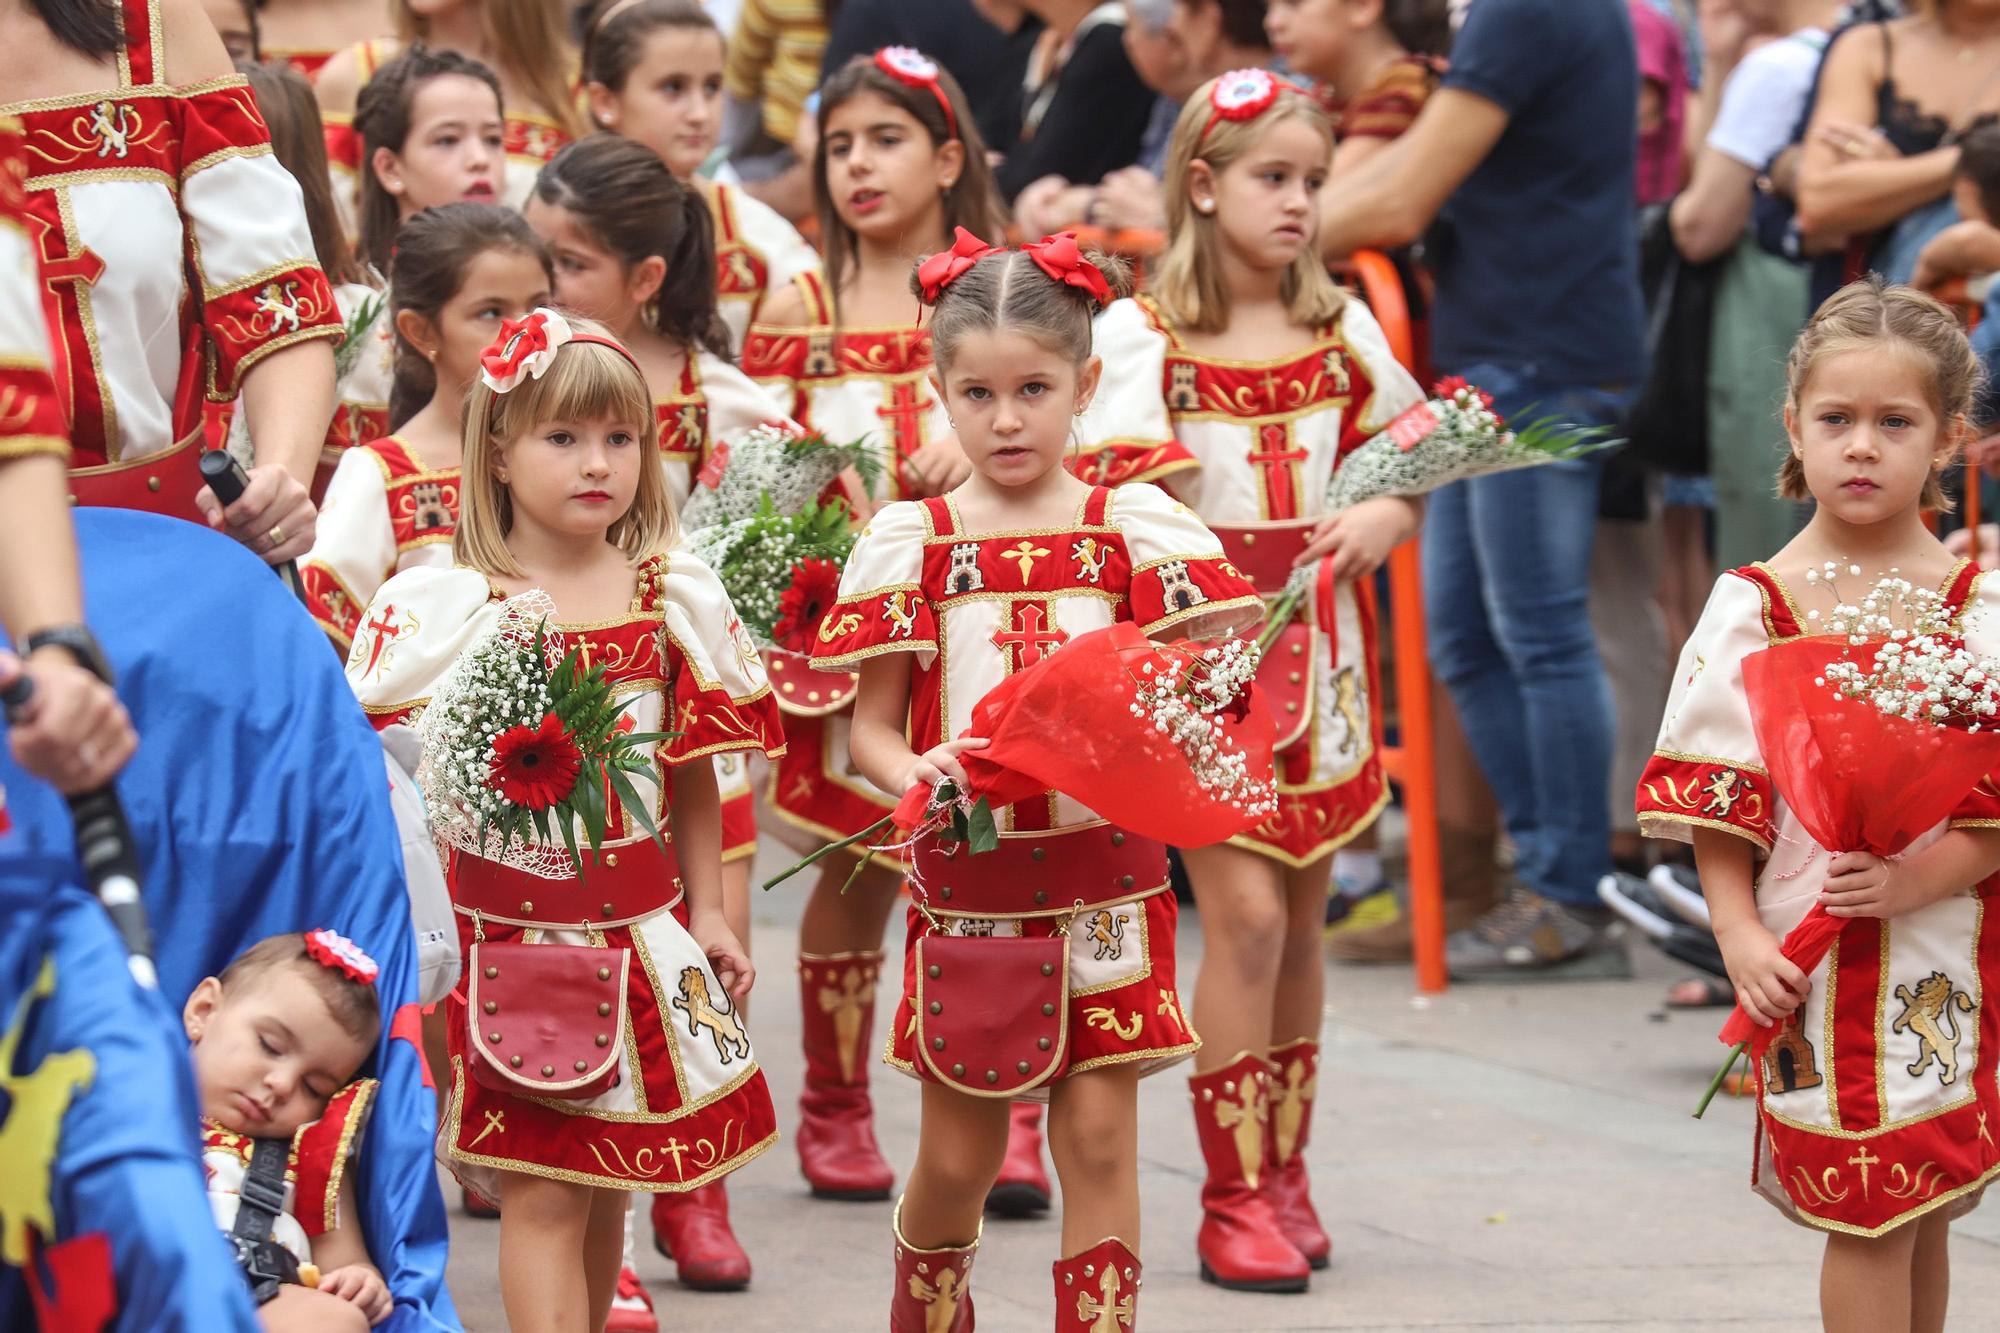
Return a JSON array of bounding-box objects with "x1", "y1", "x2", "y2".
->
[
  {"x1": 875, "y1": 47, "x2": 958, "y2": 141},
  {"x1": 478, "y1": 308, "x2": 642, "y2": 395},
  {"x1": 1200, "y1": 68, "x2": 1297, "y2": 147},
  {"x1": 304, "y1": 929, "x2": 378, "y2": 985}
]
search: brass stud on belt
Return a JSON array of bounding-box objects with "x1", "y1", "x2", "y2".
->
[
  {"x1": 597, "y1": 1002, "x2": 612, "y2": 1017},
  {"x1": 808, "y1": 690, "x2": 822, "y2": 703},
  {"x1": 1017, "y1": 1061, "x2": 1030, "y2": 1075},
  {"x1": 928, "y1": 1000, "x2": 942, "y2": 1015},
  {"x1": 483, "y1": 1000, "x2": 498, "y2": 1015},
  {"x1": 1038, "y1": 1036, "x2": 1052, "y2": 1050},
  {"x1": 510, "y1": 1054, "x2": 523, "y2": 1068},
  {"x1": 952, "y1": 1062, "x2": 966, "y2": 1077},
  {"x1": 597, "y1": 967, "x2": 612, "y2": 981},
  {"x1": 1285, "y1": 702, "x2": 1299, "y2": 714},
  {"x1": 605, "y1": 853, "x2": 619, "y2": 869},
  {"x1": 1290, "y1": 642, "x2": 1304, "y2": 656},
  {"x1": 1031, "y1": 847, "x2": 1046, "y2": 862},
  {"x1": 932, "y1": 1036, "x2": 946, "y2": 1051},
  {"x1": 487, "y1": 1031, "x2": 501, "y2": 1043},
  {"x1": 541, "y1": 1064, "x2": 555, "y2": 1077},
  {"x1": 575, "y1": 1060, "x2": 588, "y2": 1073},
  {"x1": 1120, "y1": 874, "x2": 1134, "y2": 889},
  {"x1": 520, "y1": 901, "x2": 534, "y2": 914},
  {"x1": 602, "y1": 904, "x2": 615, "y2": 917},
  {"x1": 1040, "y1": 963, "x2": 1055, "y2": 977},
  {"x1": 484, "y1": 966, "x2": 498, "y2": 979},
  {"x1": 1034, "y1": 890, "x2": 1048, "y2": 905},
  {"x1": 596, "y1": 1034, "x2": 610, "y2": 1047},
  {"x1": 927, "y1": 964, "x2": 941, "y2": 979},
  {"x1": 1242, "y1": 532, "x2": 1257, "y2": 546},
  {"x1": 1041, "y1": 1003, "x2": 1056, "y2": 1016},
  {"x1": 985, "y1": 1069, "x2": 999, "y2": 1084},
  {"x1": 147, "y1": 476, "x2": 161, "y2": 493},
  {"x1": 1288, "y1": 671, "x2": 1302, "y2": 684},
  {"x1": 940, "y1": 886, "x2": 953, "y2": 900},
  {"x1": 1110, "y1": 832, "x2": 1125, "y2": 847}
]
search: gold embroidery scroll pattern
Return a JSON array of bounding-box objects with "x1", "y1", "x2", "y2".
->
[{"x1": 1883, "y1": 1161, "x2": 1949, "y2": 1201}]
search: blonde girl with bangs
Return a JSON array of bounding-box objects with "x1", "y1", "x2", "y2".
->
[
  {"x1": 1074, "y1": 68, "x2": 1427, "y2": 1294},
  {"x1": 347, "y1": 311, "x2": 786, "y2": 1333},
  {"x1": 318, "y1": 0, "x2": 586, "y2": 217}
]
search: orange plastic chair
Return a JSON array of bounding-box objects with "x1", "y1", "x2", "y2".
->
[{"x1": 1339, "y1": 251, "x2": 1449, "y2": 993}]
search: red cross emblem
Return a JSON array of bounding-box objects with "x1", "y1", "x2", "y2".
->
[{"x1": 991, "y1": 602, "x2": 1068, "y2": 670}]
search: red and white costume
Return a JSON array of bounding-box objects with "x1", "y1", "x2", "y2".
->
[
  {"x1": 4, "y1": 0, "x2": 343, "y2": 520},
  {"x1": 1638, "y1": 563, "x2": 2000, "y2": 1237},
  {"x1": 0, "y1": 117, "x2": 67, "y2": 465},
  {"x1": 706, "y1": 181, "x2": 819, "y2": 359},
  {"x1": 203, "y1": 1079, "x2": 377, "y2": 1265},
  {"x1": 1078, "y1": 295, "x2": 1424, "y2": 867},
  {"x1": 301, "y1": 434, "x2": 458, "y2": 652},
  {"x1": 347, "y1": 553, "x2": 784, "y2": 1196},
  {"x1": 809, "y1": 484, "x2": 1260, "y2": 1093},
  {"x1": 322, "y1": 40, "x2": 575, "y2": 230},
  {"x1": 741, "y1": 276, "x2": 949, "y2": 851}
]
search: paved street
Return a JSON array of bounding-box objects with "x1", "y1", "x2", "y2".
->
[{"x1": 441, "y1": 839, "x2": 2000, "y2": 1330}]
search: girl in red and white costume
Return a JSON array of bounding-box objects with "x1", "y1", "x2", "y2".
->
[
  {"x1": 740, "y1": 47, "x2": 1054, "y2": 1213},
  {"x1": 0, "y1": 0, "x2": 342, "y2": 565},
  {"x1": 348, "y1": 308, "x2": 782, "y2": 1333},
  {"x1": 316, "y1": 0, "x2": 584, "y2": 219},
  {"x1": 1075, "y1": 72, "x2": 1426, "y2": 1292},
  {"x1": 579, "y1": 0, "x2": 820, "y2": 357},
  {"x1": 1640, "y1": 284, "x2": 2000, "y2": 1333},
  {"x1": 254, "y1": 0, "x2": 393, "y2": 83},
  {"x1": 817, "y1": 232, "x2": 1258, "y2": 1332},
  {"x1": 302, "y1": 203, "x2": 551, "y2": 653},
  {"x1": 524, "y1": 129, "x2": 792, "y2": 1300}
]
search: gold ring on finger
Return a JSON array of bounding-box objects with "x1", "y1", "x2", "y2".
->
[{"x1": 268, "y1": 524, "x2": 285, "y2": 547}]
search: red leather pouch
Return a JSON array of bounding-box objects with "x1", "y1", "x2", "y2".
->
[
  {"x1": 465, "y1": 941, "x2": 628, "y2": 1100},
  {"x1": 913, "y1": 933, "x2": 1069, "y2": 1097}
]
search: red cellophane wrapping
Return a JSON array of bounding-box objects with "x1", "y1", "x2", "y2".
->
[
  {"x1": 1720, "y1": 635, "x2": 2000, "y2": 1053},
  {"x1": 890, "y1": 622, "x2": 1278, "y2": 847}
]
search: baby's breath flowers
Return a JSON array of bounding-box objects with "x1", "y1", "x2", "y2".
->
[
  {"x1": 1128, "y1": 637, "x2": 1277, "y2": 820},
  {"x1": 1803, "y1": 562, "x2": 2000, "y2": 729}
]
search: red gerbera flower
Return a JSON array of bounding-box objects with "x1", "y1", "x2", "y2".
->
[
  {"x1": 488, "y1": 712, "x2": 582, "y2": 810},
  {"x1": 773, "y1": 558, "x2": 844, "y2": 653}
]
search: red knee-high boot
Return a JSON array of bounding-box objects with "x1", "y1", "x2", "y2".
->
[
  {"x1": 797, "y1": 950, "x2": 896, "y2": 1199},
  {"x1": 650, "y1": 1181, "x2": 751, "y2": 1291},
  {"x1": 987, "y1": 1101, "x2": 1052, "y2": 1216},
  {"x1": 1189, "y1": 1051, "x2": 1309, "y2": 1292},
  {"x1": 891, "y1": 1199, "x2": 978, "y2": 1332},
  {"x1": 1263, "y1": 1038, "x2": 1330, "y2": 1268},
  {"x1": 1053, "y1": 1237, "x2": 1140, "y2": 1331}
]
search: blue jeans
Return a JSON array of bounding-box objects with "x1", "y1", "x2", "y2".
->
[{"x1": 1422, "y1": 365, "x2": 1632, "y2": 909}]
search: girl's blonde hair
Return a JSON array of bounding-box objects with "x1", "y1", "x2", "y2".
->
[
  {"x1": 393, "y1": 0, "x2": 584, "y2": 138},
  {"x1": 1779, "y1": 278, "x2": 1983, "y2": 511},
  {"x1": 456, "y1": 318, "x2": 675, "y2": 576},
  {"x1": 1151, "y1": 76, "x2": 1346, "y2": 335}
]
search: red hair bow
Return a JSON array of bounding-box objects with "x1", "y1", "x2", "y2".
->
[
  {"x1": 917, "y1": 227, "x2": 999, "y2": 301},
  {"x1": 479, "y1": 308, "x2": 567, "y2": 394},
  {"x1": 304, "y1": 928, "x2": 379, "y2": 985},
  {"x1": 1022, "y1": 231, "x2": 1112, "y2": 309}
]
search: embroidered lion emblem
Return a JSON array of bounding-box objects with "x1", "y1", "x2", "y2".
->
[
  {"x1": 1703, "y1": 768, "x2": 1743, "y2": 819},
  {"x1": 882, "y1": 589, "x2": 921, "y2": 639},
  {"x1": 1084, "y1": 909, "x2": 1125, "y2": 961},
  {"x1": 1893, "y1": 971, "x2": 1975, "y2": 1087},
  {"x1": 671, "y1": 967, "x2": 750, "y2": 1065}
]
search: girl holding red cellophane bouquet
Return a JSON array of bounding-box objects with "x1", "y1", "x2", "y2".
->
[
  {"x1": 808, "y1": 231, "x2": 1262, "y2": 1329},
  {"x1": 1638, "y1": 281, "x2": 2000, "y2": 1333},
  {"x1": 345, "y1": 308, "x2": 783, "y2": 1333}
]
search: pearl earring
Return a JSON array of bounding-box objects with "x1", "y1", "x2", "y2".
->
[{"x1": 1196, "y1": 199, "x2": 1215, "y2": 215}]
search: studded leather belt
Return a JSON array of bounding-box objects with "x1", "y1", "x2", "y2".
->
[
  {"x1": 451, "y1": 836, "x2": 684, "y2": 931},
  {"x1": 1211, "y1": 522, "x2": 1314, "y2": 596},
  {"x1": 910, "y1": 822, "x2": 1167, "y2": 920},
  {"x1": 68, "y1": 428, "x2": 209, "y2": 525}
]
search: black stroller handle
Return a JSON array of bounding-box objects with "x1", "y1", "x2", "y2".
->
[{"x1": 200, "y1": 451, "x2": 306, "y2": 603}]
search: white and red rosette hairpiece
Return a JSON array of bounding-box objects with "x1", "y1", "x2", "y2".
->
[
  {"x1": 304, "y1": 928, "x2": 379, "y2": 985},
  {"x1": 874, "y1": 46, "x2": 958, "y2": 139},
  {"x1": 479, "y1": 307, "x2": 574, "y2": 395},
  {"x1": 1202, "y1": 68, "x2": 1287, "y2": 144}
]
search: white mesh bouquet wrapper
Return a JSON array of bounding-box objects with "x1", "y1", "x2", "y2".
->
[
  {"x1": 1325, "y1": 390, "x2": 1614, "y2": 511},
  {"x1": 416, "y1": 588, "x2": 580, "y2": 881},
  {"x1": 679, "y1": 422, "x2": 876, "y2": 533}
]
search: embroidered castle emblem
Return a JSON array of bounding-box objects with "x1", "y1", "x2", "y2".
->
[
  {"x1": 409, "y1": 481, "x2": 451, "y2": 532},
  {"x1": 1761, "y1": 1013, "x2": 1824, "y2": 1094},
  {"x1": 1154, "y1": 560, "x2": 1209, "y2": 612},
  {"x1": 803, "y1": 330, "x2": 836, "y2": 378},
  {"x1": 1893, "y1": 971, "x2": 1974, "y2": 1087},
  {"x1": 1166, "y1": 361, "x2": 1199, "y2": 411},
  {"x1": 945, "y1": 542, "x2": 984, "y2": 594}
]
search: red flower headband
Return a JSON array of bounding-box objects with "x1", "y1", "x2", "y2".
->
[
  {"x1": 1200, "y1": 68, "x2": 1298, "y2": 147},
  {"x1": 304, "y1": 929, "x2": 378, "y2": 985},
  {"x1": 875, "y1": 46, "x2": 958, "y2": 141},
  {"x1": 917, "y1": 228, "x2": 1113, "y2": 310},
  {"x1": 478, "y1": 308, "x2": 642, "y2": 395}
]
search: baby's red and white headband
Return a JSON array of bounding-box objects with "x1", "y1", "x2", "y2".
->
[
  {"x1": 478, "y1": 308, "x2": 642, "y2": 395},
  {"x1": 875, "y1": 47, "x2": 958, "y2": 141},
  {"x1": 304, "y1": 929, "x2": 378, "y2": 985}
]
